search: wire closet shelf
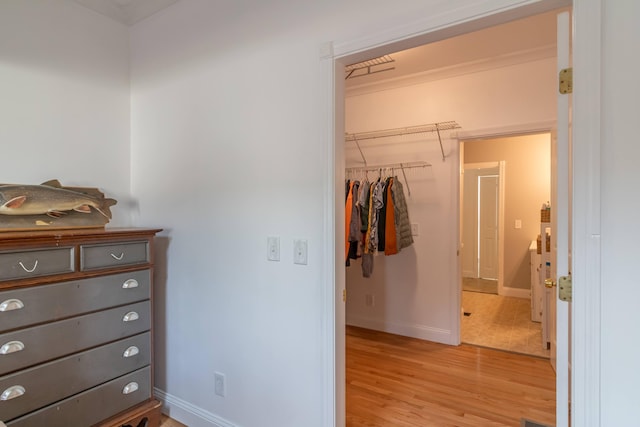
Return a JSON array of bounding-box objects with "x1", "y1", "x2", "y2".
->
[{"x1": 345, "y1": 120, "x2": 461, "y2": 163}]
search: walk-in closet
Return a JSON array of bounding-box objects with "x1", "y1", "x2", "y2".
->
[{"x1": 342, "y1": 10, "x2": 560, "y2": 424}]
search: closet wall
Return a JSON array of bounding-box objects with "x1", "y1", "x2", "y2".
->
[{"x1": 345, "y1": 57, "x2": 556, "y2": 344}]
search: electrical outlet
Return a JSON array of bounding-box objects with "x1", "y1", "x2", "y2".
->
[
  {"x1": 411, "y1": 223, "x2": 419, "y2": 236},
  {"x1": 365, "y1": 294, "x2": 375, "y2": 307},
  {"x1": 267, "y1": 236, "x2": 280, "y2": 261},
  {"x1": 214, "y1": 372, "x2": 226, "y2": 397}
]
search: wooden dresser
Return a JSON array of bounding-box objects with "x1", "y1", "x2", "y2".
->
[{"x1": 0, "y1": 228, "x2": 162, "y2": 427}]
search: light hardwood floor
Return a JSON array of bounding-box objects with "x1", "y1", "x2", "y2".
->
[
  {"x1": 159, "y1": 327, "x2": 555, "y2": 427},
  {"x1": 346, "y1": 326, "x2": 555, "y2": 427},
  {"x1": 160, "y1": 414, "x2": 187, "y2": 427}
]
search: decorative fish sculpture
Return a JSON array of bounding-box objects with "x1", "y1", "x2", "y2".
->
[{"x1": 0, "y1": 180, "x2": 116, "y2": 219}]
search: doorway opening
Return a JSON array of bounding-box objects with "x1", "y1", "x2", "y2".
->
[
  {"x1": 336, "y1": 4, "x2": 555, "y2": 427},
  {"x1": 462, "y1": 161, "x2": 503, "y2": 295},
  {"x1": 459, "y1": 133, "x2": 551, "y2": 358}
]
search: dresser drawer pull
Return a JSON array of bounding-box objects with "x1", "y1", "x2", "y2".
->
[
  {"x1": 0, "y1": 341, "x2": 24, "y2": 355},
  {"x1": 111, "y1": 252, "x2": 125, "y2": 261},
  {"x1": 1, "y1": 385, "x2": 25, "y2": 401},
  {"x1": 122, "y1": 279, "x2": 139, "y2": 289},
  {"x1": 122, "y1": 311, "x2": 139, "y2": 322},
  {"x1": 0, "y1": 299, "x2": 24, "y2": 312},
  {"x1": 18, "y1": 260, "x2": 38, "y2": 273},
  {"x1": 122, "y1": 382, "x2": 139, "y2": 395},
  {"x1": 123, "y1": 346, "x2": 140, "y2": 358}
]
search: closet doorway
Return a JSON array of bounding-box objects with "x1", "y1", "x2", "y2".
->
[
  {"x1": 336, "y1": 5, "x2": 564, "y2": 426},
  {"x1": 460, "y1": 134, "x2": 551, "y2": 358}
]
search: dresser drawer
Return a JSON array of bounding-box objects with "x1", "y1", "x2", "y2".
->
[
  {"x1": 80, "y1": 241, "x2": 149, "y2": 271},
  {"x1": 0, "y1": 301, "x2": 150, "y2": 374},
  {"x1": 6, "y1": 366, "x2": 151, "y2": 427},
  {"x1": 0, "y1": 332, "x2": 150, "y2": 422},
  {"x1": 0, "y1": 270, "x2": 151, "y2": 333},
  {"x1": 0, "y1": 247, "x2": 74, "y2": 282}
]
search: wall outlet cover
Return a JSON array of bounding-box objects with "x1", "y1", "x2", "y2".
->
[{"x1": 294, "y1": 239, "x2": 308, "y2": 265}]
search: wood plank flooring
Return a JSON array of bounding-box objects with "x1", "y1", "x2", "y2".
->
[
  {"x1": 160, "y1": 414, "x2": 187, "y2": 427},
  {"x1": 158, "y1": 326, "x2": 554, "y2": 427},
  {"x1": 346, "y1": 326, "x2": 555, "y2": 427}
]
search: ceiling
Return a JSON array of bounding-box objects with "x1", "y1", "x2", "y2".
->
[
  {"x1": 345, "y1": 9, "x2": 560, "y2": 94},
  {"x1": 72, "y1": 0, "x2": 180, "y2": 25},
  {"x1": 70, "y1": 2, "x2": 560, "y2": 90}
]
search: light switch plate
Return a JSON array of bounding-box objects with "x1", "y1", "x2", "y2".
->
[
  {"x1": 267, "y1": 236, "x2": 280, "y2": 261},
  {"x1": 293, "y1": 239, "x2": 308, "y2": 265}
]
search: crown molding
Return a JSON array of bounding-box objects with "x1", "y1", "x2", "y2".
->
[
  {"x1": 345, "y1": 44, "x2": 556, "y2": 97},
  {"x1": 72, "y1": 0, "x2": 180, "y2": 25}
]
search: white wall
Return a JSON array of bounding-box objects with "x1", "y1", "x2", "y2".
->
[
  {"x1": 600, "y1": 0, "x2": 640, "y2": 424},
  {"x1": 127, "y1": 1, "x2": 565, "y2": 426},
  {"x1": 0, "y1": 0, "x2": 132, "y2": 225},
  {"x1": 4, "y1": 0, "x2": 632, "y2": 426},
  {"x1": 344, "y1": 59, "x2": 555, "y2": 344}
]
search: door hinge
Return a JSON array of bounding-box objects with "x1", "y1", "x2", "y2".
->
[
  {"x1": 559, "y1": 67, "x2": 573, "y2": 94},
  {"x1": 559, "y1": 275, "x2": 572, "y2": 302},
  {"x1": 342, "y1": 289, "x2": 346, "y2": 302}
]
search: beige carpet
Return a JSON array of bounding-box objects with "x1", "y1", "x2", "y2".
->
[{"x1": 462, "y1": 290, "x2": 550, "y2": 358}]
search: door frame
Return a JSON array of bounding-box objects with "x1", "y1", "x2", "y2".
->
[
  {"x1": 462, "y1": 161, "x2": 505, "y2": 293},
  {"x1": 323, "y1": 0, "x2": 602, "y2": 425}
]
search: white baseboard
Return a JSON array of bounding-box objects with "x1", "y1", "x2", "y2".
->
[
  {"x1": 499, "y1": 286, "x2": 531, "y2": 299},
  {"x1": 154, "y1": 388, "x2": 237, "y2": 427},
  {"x1": 346, "y1": 315, "x2": 455, "y2": 345}
]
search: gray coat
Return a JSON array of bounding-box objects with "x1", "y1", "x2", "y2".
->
[{"x1": 391, "y1": 178, "x2": 413, "y2": 250}]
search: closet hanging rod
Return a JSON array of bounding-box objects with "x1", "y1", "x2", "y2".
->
[
  {"x1": 345, "y1": 121, "x2": 461, "y2": 162},
  {"x1": 345, "y1": 161, "x2": 430, "y2": 197},
  {"x1": 345, "y1": 161, "x2": 431, "y2": 173}
]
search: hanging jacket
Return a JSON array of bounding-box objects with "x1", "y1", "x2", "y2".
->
[
  {"x1": 348, "y1": 181, "x2": 361, "y2": 242},
  {"x1": 367, "y1": 179, "x2": 385, "y2": 253},
  {"x1": 392, "y1": 178, "x2": 414, "y2": 250},
  {"x1": 384, "y1": 177, "x2": 399, "y2": 255},
  {"x1": 345, "y1": 180, "x2": 355, "y2": 261},
  {"x1": 348, "y1": 181, "x2": 361, "y2": 261},
  {"x1": 377, "y1": 177, "x2": 390, "y2": 252},
  {"x1": 358, "y1": 180, "x2": 370, "y2": 233}
]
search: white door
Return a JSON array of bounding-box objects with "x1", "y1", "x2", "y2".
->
[
  {"x1": 462, "y1": 164, "x2": 500, "y2": 280},
  {"x1": 552, "y1": 10, "x2": 572, "y2": 427},
  {"x1": 479, "y1": 175, "x2": 498, "y2": 279}
]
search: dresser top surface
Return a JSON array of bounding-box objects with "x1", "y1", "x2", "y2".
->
[{"x1": 0, "y1": 227, "x2": 162, "y2": 244}]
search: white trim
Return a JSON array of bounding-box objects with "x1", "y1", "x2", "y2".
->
[
  {"x1": 330, "y1": 51, "x2": 348, "y2": 427},
  {"x1": 333, "y1": 0, "x2": 571, "y2": 59},
  {"x1": 326, "y1": 2, "x2": 595, "y2": 426},
  {"x1": 555, "y1": 11, "x2": 571, "y2": 427},
  {"x1": 571, "y1": 0, "x2": 602, "y2": 425},
  {"x1": 154, "y1": 388, "x2": 237, "y2": 427},
  {"x1": 455, "y1": 121, "x2": 556, "y2": 141},
  {"x1": 346, "y1": 44, "x2": 556, "y2": 97},
  {"x1": 321, "y1": 42, "x2": 340, "y2": 427},
  {"x1": 497, "y1": 161, "x2": 506, "y2": 297},
  {"x1": 346, "y1": 317, "x2": 454, "y2": 345},
  {"x1": 500, "y1": 287, "x2": 532, "y2": 299}
]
